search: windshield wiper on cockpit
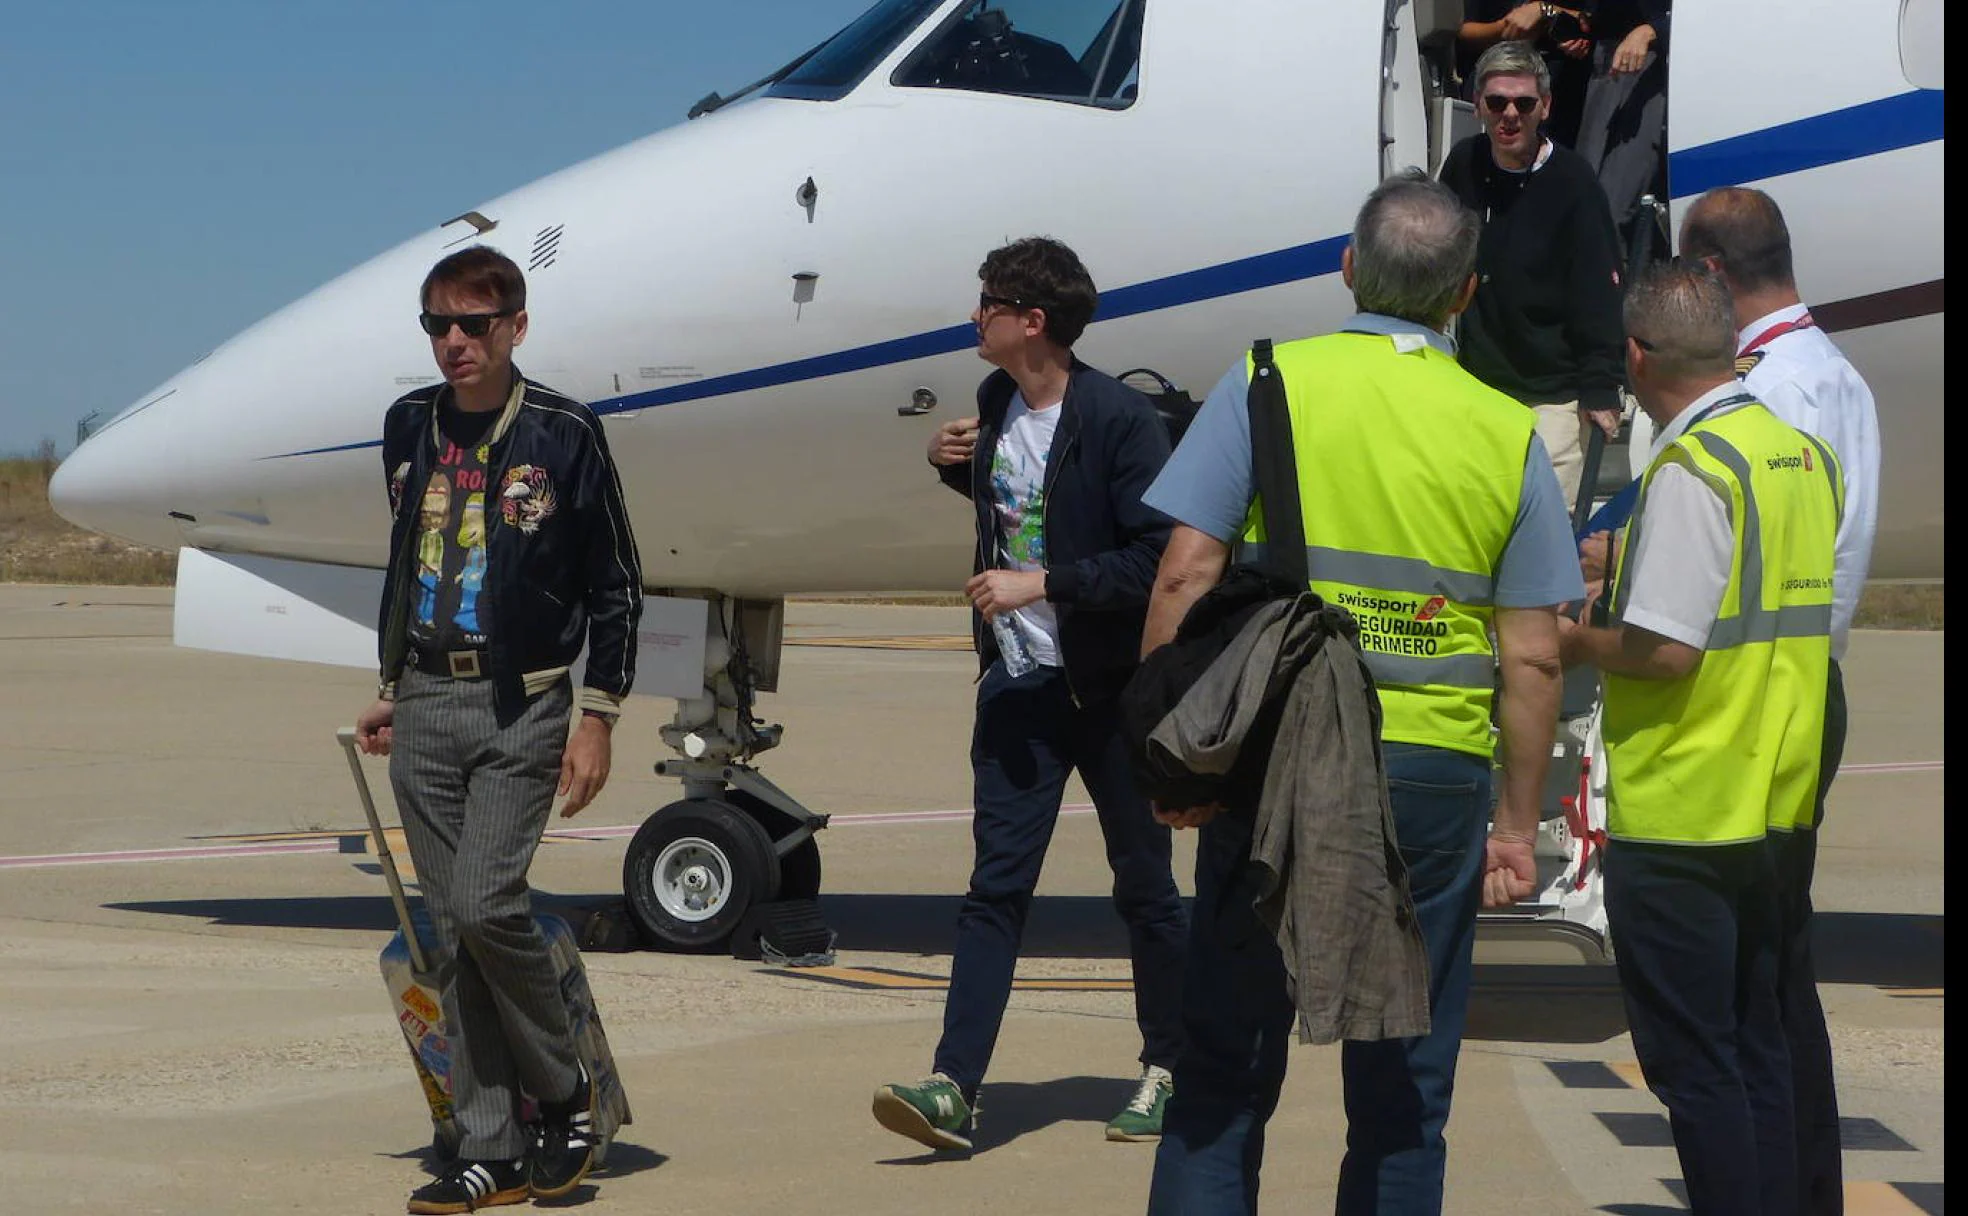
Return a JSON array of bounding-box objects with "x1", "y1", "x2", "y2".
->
[{"x1": 688, "y1": 42, "x2": 826, "y2": 119}]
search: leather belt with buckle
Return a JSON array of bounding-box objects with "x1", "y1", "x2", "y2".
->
[{"x1": 411, "y1": 644, "x2": 488, "y2": 679}]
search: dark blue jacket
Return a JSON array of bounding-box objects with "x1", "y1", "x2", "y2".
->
[
  {"x1": 938, "y1": 360, "x2": 1173, "y2": 705},
  {"x1": 378, "y1": 372, "x2": 643, "y2": 722}
]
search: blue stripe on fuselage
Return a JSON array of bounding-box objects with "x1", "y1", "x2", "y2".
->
[
  {"x1": 1668, "y1": 87, "x2": 1943, "y2": 199},
  {"x1": 267, "y1": 90, "x2": 1942, "y2": 461}
]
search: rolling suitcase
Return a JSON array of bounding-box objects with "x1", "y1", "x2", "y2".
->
[{"x1": 337, "y1": 728, "x2": 632, "y2": 1164}]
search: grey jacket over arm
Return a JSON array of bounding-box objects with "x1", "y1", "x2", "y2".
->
[{"x1": 1145, "y1": 594, "x2": 1430, "y2": 1044}]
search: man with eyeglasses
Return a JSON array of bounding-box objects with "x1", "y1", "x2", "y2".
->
[
  {"x1": 872, "y1": 237, "x2": 1188, "y2": 1152},
  {"x1": 1680, "y1": 186, "x2": 1880, "y2": 1216},
  {"x1": 1558, "y1": 263, "x2": 1840, "y2": 1214},
  {"x1": 1439, "y1": 39, "x2": 1627, "y2": 509},
  {"x1": 354, "y1": 245, "x2": 642, "y2": 1214}
]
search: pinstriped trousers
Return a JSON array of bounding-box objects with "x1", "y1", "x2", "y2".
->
[{"x1": 390, "y1": 668, "x2": 579, "y2": 1159}]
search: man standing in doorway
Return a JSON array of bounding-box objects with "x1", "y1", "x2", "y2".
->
[
  {"x1": 354, "y1": 246, "x2": 642, "y2": 1214},
  {"x1": 871, "y1": 237, "x2": 1188, "y2": 1151},
  {"x1": 1440, "y1": 39, "x2": 1627, "y2": 506}
]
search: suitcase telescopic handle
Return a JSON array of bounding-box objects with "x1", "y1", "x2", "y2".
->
[{"x1": 337, "y1": 727, "x2": 430, "y2": 973}]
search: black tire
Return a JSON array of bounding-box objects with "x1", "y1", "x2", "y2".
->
[
  {"x1": 622, "y1": 800, "x2": 780, "y2": 952},
  {"x1": 721, "y1": 789, "x2": 825, "y2": 901},
  {"x1": 778, "y1": 836, "x2": 823, "y2": 900}
]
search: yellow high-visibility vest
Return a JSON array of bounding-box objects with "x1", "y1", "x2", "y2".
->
[
  {"x1": 1604, "y1": 400, "x2": 1842, "y2": 844},
  {"x1": 1240, "y1": 332, "x2": 1533, "y2": 757}
]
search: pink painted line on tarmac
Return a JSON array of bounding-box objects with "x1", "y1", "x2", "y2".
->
[
  {"x1": 0, "y1": 838, "x2": 342, "y2": 870},
  {"x1": 543, "y1": 802, "x2": 1096, "y2": 842},
  {"x1": 0, "y1": 803, "x2": 1100, "y2": 868}
]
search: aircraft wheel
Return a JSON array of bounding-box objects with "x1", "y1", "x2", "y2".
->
[
  {"x1": 623, "y1": 799, "x2": 780, "y2": 952},
  {"x1": 778, "y1": 836, "x2": 823, "y2": 900},
  {"x1": 721, "y1": 788, "x2": 824, "y2": 900}
]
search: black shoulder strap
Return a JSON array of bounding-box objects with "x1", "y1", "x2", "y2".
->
[{"x1": 1246, "y1": 339, "x2": 1309, "y2": 587}]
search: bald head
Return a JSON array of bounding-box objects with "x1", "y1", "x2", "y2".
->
[
  {"x1": 1680, "y1": 187, "x2": 1796, "y2": 295},
  {"x1": 1348, "y1": 170, "x2": 1480, "y2": 328}
]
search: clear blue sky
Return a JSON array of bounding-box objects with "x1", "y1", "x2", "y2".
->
[{"x1": 0, "y1": 0, "x2": 873, "y2": 455}]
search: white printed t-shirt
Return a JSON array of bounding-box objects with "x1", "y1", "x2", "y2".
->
[{"x1": 990, "y1": 391, "x2": 1063, "y2": 668}]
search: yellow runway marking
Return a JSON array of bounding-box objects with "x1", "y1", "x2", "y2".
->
[
  {"x1": 1885, "y1": 987, "x2": 1944, "y2": 999},
  {"x1": 1843, "y1": 1181, "x2": 1933, "y2": 1215},
  {"x1": 1608, "y1": 1060, "x2": 1648, "y2": 1089}
]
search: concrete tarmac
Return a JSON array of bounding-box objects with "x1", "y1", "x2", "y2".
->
[{"x1": 0, "y1": 586, "x2": 1944, "y2": 1214}]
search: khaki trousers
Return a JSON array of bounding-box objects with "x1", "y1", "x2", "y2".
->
[{"x1": 1532, "y1": 400, "x2": 1589, "y2": 509}]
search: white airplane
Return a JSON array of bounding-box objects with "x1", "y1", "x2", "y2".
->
[{"x1": 50, "y1": 0, "x2": 1943, "y2": 954}]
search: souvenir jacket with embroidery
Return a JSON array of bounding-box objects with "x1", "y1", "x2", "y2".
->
[{"x1": 377, "y1": 372, "x2": 643, "y2": 720}]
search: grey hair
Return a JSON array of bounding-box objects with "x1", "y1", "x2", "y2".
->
[
  {"x1": 1349, "y1": 169, "x2": 1481, "y2": 328},
  {"x1": 1472, "y1": 40, "x2": 1550, "y2": 96},
  {"x1": 1623, "y1": 264, "x2": 1738, "y2": 379}
]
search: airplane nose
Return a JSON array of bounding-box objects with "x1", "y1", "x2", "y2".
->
[{"x1": 49, "y1": 398, "x2": 194, "y2": 551}]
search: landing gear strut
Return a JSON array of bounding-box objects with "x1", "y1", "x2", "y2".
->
[{"x1": 620, "y1": 596, "x2": 832, "y2": 955}]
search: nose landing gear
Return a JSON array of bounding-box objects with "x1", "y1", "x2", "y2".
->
[{"x1": 618, "y1": 596, "x2": 833, "y2": 959}]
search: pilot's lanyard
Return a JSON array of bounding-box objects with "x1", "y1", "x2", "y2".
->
[{"x1": 1738, "y1": 312, "x2": 1816, "y2": 358}]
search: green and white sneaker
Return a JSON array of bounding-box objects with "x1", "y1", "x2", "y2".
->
[
  {"x1": 871, "y1": 1073, "x2": 975, "y2": 1150},
  {"x1": 1106, "y1": 1065, "x2": 1173, "y2": 1142}
]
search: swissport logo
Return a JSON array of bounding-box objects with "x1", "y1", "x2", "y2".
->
[{"x1": 1416, "y1": 596, "x2": 1447, "y2": 621}]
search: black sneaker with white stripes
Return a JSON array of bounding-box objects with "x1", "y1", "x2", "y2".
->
[
  {"x1": 530, "y1": 1061, "x2": 599, "y2": 1198},
  {"x1": 405, "y1": 1157, "x2": 528, "y2": 1214}
]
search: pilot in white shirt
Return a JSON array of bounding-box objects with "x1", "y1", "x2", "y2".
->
[{"x1": 1737, "y1": 301, "x2": 1881, "y2": 662}]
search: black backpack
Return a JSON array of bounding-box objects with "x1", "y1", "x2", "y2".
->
[{"x1": 1119, "y1": 340, "x2": 1330, "y2": 810}]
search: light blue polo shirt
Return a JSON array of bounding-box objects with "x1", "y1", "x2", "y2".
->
[{"x1": 1144, "y1": 313, "x2": 1584, "y2": 609}]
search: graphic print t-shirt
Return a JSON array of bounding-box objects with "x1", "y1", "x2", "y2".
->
[
  {"x1": 408, "y1": 404, "x2": 499, "y2": 652},
  {"x1": 989, "y1": 391, "x2": 1063, "y2": 668}
]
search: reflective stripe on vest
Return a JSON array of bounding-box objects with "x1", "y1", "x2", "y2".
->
[
  {"x1": 1603, "y1": 403, "x2": 1839, "y2": 844},
  {"x1": 1239, "y1": 332, "x2": 1532, "y2": 756}
]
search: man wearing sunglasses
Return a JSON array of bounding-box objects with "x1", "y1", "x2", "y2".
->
[
  {"x1": 873, "y1": 237, "x2": 1188, "y2": 1152},
  {"x1": 1439, "y1": 39, "x2": 1627, "y2": 511},
  {"x1": 354, "y1": 245, "x2": 642, "y2": 1213}
]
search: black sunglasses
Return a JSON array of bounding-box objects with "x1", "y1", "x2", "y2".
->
[
  {"x1": 419, "y1": 310, "x2": 514, "y2": 338},
  {"x1": 1481, "y1": 94, "x2": 1541, "y2": 116},
  {"x1": 978, "y1": 292, "x2": 1048, "y2": 313}
]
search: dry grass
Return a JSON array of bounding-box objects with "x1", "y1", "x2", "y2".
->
[
  {"x1": 1853, "y1": 582, "x2": 1944, "y2": 631},
  {"x1": 0, "y1": 456, "x2": 176, "y2": 586}
]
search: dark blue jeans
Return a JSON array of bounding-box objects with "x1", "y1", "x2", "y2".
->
[
  {"x1": 1605, "y1": 839, "x2": 1795, "y2": 1216},
  {"x1": 932, "y1": 662, "x2": 1189, "y2": 1098},
  {"x1": 1147, "y1": 743, "x2": 1490, "y2": 1215}
]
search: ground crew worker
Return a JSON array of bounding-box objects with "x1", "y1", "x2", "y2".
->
[
  {"x1": 1138, "y1": 171, "x2": 1580, "y2": 1215},
  {"x1": 1681, "y1": 185, "x2": 1881, "y2": 1216},
  {"x1": 1559, "y1": 264, "x2": 1842, "y2": 1216}
]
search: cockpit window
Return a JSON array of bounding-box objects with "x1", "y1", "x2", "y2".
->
[
  {"x1": 893, "y1": 0, "x2": 1144, "y2": 108},
  {"x1": 766, "y1": 0, "x2": 948, "y2": 101}
]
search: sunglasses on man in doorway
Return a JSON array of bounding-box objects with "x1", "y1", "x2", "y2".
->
[{"x1": 1481, "y1": 94, "x2": 1541, "y2": 116}]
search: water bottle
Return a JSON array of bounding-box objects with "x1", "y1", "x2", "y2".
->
[{"x1": 991, "y1": 611, "x2": 1039, "y2": 678}]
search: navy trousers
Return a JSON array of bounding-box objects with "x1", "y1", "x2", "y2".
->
[
  {"x1": 1605, "y1": 839, "x2": 1796, "y2": 1215},
  {"x1": 932, "y1": 662, "x2": 1188, "y2": 1098},
  {"x1": 1774, "y1": 659, "x2": 1848, "y2": 1214},
  {"x1": 1147, "y1": 743, "x2": 1491, "y2": 1215}
]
